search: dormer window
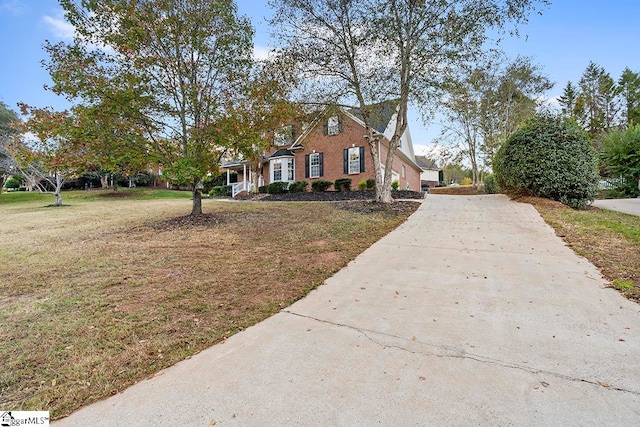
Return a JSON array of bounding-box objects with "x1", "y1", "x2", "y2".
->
[
  {"x1": 325, "y1": 115, "x2": 343, "y2": 136},
  {"x1": 274, "y1": 125, "x2": 295, "y2": 146}
]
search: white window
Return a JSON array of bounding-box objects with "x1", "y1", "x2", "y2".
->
[
  {"x1": 287, "y1": 158, "x2": 294, "y2": 181},
  {"x1": 271, "y1": 157, "x2": 294, "y2": 182},
  {"x1": 327, "y1": 116, "x2": 340, "y2": 135},
  {"x1": 273, "y1": 160, "x2": 282, "y2": 181},
  {"x1": 402, "y1": 165, "x2": 406, "y2": 178},
  {"x1": 348, "y1": 147, "x2": 360, "y2": 174},
  {"x1": 309, "y1": 153, "x2": 320, "y2": 178}
]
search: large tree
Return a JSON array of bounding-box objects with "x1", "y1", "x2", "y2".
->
[
  {"x1": 46, "y1": 0, "x2": 253, "y2": 214},
  {"x1": 11, "y1": 105, "x2": 83, "y2": 206},
  {"x1": 480, "y1": 56, "x2": 552, "y2": 166},
  {"x1": 270, "y1": 0, "x2": 547, "y2": 203},
  {"x1": 619, "y1": 67, "x2": 640, "y2": 127},
  {"x1": 575, "y1": 61, "x2": 622, "y2": 139},
  {"x1": 440, "y1": 56, "x2": 551, "y2": 184},
  {"x1": 0, "y1": 101, "x2": 20, "y2": 191}
]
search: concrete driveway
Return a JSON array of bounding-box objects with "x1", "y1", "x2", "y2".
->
[
  {"x1": 592, "y1": 198, "x2": 640, "y2": 216},
  {"x1": 55, "y1": 195, "x2": 640, "y2": 426}
]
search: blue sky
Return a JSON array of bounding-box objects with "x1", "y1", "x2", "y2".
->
[{"x1": 1, "y1": 0, "x2": 639, "y2": 153}]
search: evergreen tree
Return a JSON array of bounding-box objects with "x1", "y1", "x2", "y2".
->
[
  {"x1": 558, "y1": 81, "x2": 578, "y2": 118},
  {"x1": 619, "y1": 67, "x2": 640, "y2": 126},
  {"x1": 575, "y1": 61, "x2": 621, "y2": 138}
]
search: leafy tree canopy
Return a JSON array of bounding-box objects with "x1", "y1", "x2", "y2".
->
[{"x1": 46, "y1": 0, "x2": 254, "y2": 214}]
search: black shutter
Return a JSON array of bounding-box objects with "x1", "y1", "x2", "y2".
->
[
  {"x1": 359, "y1": 146, "x2": 365, "y2": 172},
  {"x1": 305, "y1": 154, "x2": 310, "y2": 178},
  {"x1": 319, "y1": 153, "x2": 324, "y2": 177},
  {"x1": 338, "y1": 115, "x2": 343, "y2": 133},
  {"x1": 323, "y1": 119, "x2": 328, "y2": 136},
  {"x1": 343, "y1": 149, "x2": 348, "y2": 174}
]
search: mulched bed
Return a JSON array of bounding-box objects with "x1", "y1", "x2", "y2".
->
[{"x1": 244, "y1": 189, "x2": 425, "y2": 202}]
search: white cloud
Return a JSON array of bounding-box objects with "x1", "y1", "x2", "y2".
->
[
  {"x1": 253, "y1": 45, "x2": 271, "y2": 61},
  {"x1": 0, "y1": 0, "x2": 28, "y2": 16},
  {"x1": 42, "y1": 12, "x2": 75, "y2": 40}
]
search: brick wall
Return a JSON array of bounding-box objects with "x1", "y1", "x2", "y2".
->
[{"x1": 262, "y1": 113, "x2": 421, "y2": 191}]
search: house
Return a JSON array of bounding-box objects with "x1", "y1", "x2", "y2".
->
[
  {"x1": 221, "y1": 100, "x2": 422, "y2": 196},
  {"x1": 414, "y1": 155, "x2": 442, "y2": 189}
]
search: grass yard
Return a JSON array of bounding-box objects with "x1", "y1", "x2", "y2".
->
[
  {"x1": 521, "y1": 197, "x2": 640, "y2": 302},
  {"x1": 0, "y1": 189, "x2": 419, "y2": 419}
]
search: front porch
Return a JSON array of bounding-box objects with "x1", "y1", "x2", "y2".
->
[{"x1": 221, "y1": 160, "x2": 264, "y2": 197}]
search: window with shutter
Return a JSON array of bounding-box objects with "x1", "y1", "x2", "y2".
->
[{"x1": 348, "y1": 147, "x2": 361, "y2": 174}]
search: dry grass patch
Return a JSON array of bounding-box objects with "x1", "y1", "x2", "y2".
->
[
  {"x1": 521, "y1": 196, "x2": 640, "y2": 302},
  {"x1": 0, "y1": 194, "x2": 419, "y2": 418}
]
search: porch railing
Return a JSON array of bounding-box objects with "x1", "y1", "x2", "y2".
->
[{"x1": 231, "y1": 181, "x2": 254, "y2": 197}]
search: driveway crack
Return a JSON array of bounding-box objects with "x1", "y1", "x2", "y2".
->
[{"x1": 282, "y1": 310, "x2": 640, "y2": 397}]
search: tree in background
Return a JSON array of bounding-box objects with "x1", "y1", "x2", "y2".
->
[
  {"x1": 0, "y1": 101, "x2": 20, "y2": 191},
  {"x1": 46, "y1": 0, "x2": 253, "y2": 215},
  {"x1": 619, "y1": 68, "x2": 640, "y2": 127},
  {"x1": 440, "y1": 66, "x2": 489, "y2": 187},
  {"x1": 599, "y1": 125, "x2": 640, "y2": 197},
  {"x1": 480, "y1": 56, "x2": 552, "y2": 166},
  {"x1": 270, "y1": 0, "x2": 548, "y2": 203},
  {"x1": 558, "y1": 81, "x2": 579, "y2": 120},
  {"x1": 11, "y1": 106, "x2": 83, "y2": 206},
  {"x1": 574, "y1": 61, "x2": 622, "y2": 139},
  {"x1": 439, "y1": 56, "x2": 551, "y2": 186}
]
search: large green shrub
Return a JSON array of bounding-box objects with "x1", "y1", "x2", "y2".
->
[
  {"x1": 599, "y1": 125, "x2": 640, "y2": 197},
  {"x1": 494, "y1": 113, "x2": 598, "y2": 209}
]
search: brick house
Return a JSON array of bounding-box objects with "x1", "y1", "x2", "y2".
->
[{"x1": 222, "y1": 101, "x2": 422, "y2": 196}]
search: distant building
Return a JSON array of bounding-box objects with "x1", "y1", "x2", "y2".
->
[{"x1": 414, "y1": 155, "x2": 441, "y2": 189}]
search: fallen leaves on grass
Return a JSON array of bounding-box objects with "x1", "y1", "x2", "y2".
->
[{"x1": 0, "y1": 198, "x2": 418, "y2": 419}]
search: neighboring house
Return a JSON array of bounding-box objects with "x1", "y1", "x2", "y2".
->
[
  {"x1": 414, "y1": 155, "x2": 442, "y2": 189},
  {"x1": 221, "y1": 100, "x2": 422, "y2": 196}
]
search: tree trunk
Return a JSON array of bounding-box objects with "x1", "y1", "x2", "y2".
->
[
  {"x1": 191, "y1": 183, "x2": 202, "y2": 215},
  {"x1": 251, "y1": 161, "x2": 261, "y2": 192},
  {"x1": 100, "y1": 174, "x2": 109, "y2": 188},
  {"x1": 54, "y1": 192, "x2": 63, "y2": 206}
]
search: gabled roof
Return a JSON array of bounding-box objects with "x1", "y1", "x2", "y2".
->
[
  {"x1": 347, "y1": 99, "x2": 399, "y2": 134},
  {"x1": 269, "y1": 149, "x2": 295, "y2": 158},
  {"x1": 415, "y1": 155, "x2": 440, "y2": 170}
]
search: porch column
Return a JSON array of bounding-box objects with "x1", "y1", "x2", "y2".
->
[
  {"x1": 226, "y1": 169, "x2": 230, "y2": 185},
  {"x1": 243, "y1": 164, "x2": 247, "y2": 191}
]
